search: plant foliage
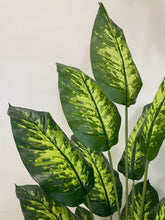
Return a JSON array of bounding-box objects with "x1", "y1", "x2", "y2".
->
[{"x1": 8, "y1": 2, "x2": 165, "y2": 220}]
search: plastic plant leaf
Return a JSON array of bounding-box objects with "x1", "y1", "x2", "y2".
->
[
  {"x1": 90, "y1": 3, "x2": 142, "y2": 107},
  {"x1": 121, "y1": 180, "x2": 159, "y2": 220},
  {"x1": 71, "y1": 135, "x2": 122, "y2": 217},
  {"x1": 75, "y1": 206, "x2": 91, "y2": 220},
  {"x1": 118, "y1": 104, "x2": 151, "y2": 180},
  {"x1": 148, "y1": 198, "x2": 165, "y2": 220},
  {"x1": 16, "y1": 185, "x2": 81, "y2": 220},
  {"x1": 57, "y1": 63, "x2": 121, "y2": 152},
  {"x1": 8, "y1": 105, "x2": 94, "y2": 207},
  {"x1": 137, "y1": 78, "x2": 165, "y2": 161}
]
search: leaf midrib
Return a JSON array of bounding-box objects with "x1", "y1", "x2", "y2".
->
[{"x1": 12, "y1": 111, "x2": 87, "y2": 194}]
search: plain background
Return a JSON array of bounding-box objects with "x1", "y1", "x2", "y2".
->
[{"x1": 0, "y1": 0, "x2": 165, "y2": 219}]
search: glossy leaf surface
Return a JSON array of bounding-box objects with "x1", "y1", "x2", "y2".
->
[
  {"x1": 90, "y1": 3, "x2": 142, "y2": 107},
  {"x1": 75, "y1": 206, "x2": 91, "y2": 220},
  {"x1": 57, "y1": 63, "x2": 121, "y2": 152},
  {"x1": 71, "y1": 136, "x2": 122, "y2": 217},
  {"x1": 8, "y1": 105, "x2": 94, "y2": 207},
  {"x1": 118, "y1": 104, "x2": 151, "y2": 180},
  {"x1": 137, "y1": 78, "x2": 165, "y2": 161},
  {"x1": 148, "y1": 198, "x2": 165, "y2": 220},
  {"x1": 16, "y1": 185, "x2": 80, "y2": 220},
  {"x1": 121, "y1": 181, "x2": 159, "y2": 220}
]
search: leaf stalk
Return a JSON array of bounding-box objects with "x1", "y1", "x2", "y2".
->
[
  {"x1": 139, "y1": 159, "x2": 149, "y2": 220},
  {"x1": 108, "y1": 150, "x2": 121, "y2": 220},
  {"x1": 86, "y1": 195, "x2": 94, "y2": 220}
]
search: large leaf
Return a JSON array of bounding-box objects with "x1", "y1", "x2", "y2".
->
[
  {"x1": 90, "y1": 3, "x2": 142, "y2": 107},
  {"x1": 8, "y1": 105, "x2": 94, "y2": 207},
  {"x1": 118, "y1": 104, "x2": 151, "y2": 180},
  {"x1": 16, "y1": 185, "x2": 81, "y2": 220},
  {"x1": 71, "y1": 135, "x2": 122, "y2": 217},
  {"x1": 57, "y1": 63, "x2": 121, "y2": 152},
  {"x1": 75, "y1": 206, "x2": 92, "y2": 220},
  {"x1": 121, "y1": 181, "x2": 159, "y2": 219},
  {"x1": 137, "y1": 78, "x2": 165, "y2": 161},
  {"x1": 148, "y1": 198, "x2": 165, "y2": 220}
]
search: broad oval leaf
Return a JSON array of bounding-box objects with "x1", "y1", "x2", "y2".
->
[
  {"x1": 8, "y1": 105, "x2": 94, "y2": 207},
  {"x1": 90, "y1": 3, "x2": 142, "y2": 107},
  {"x1": 16, "y1": 185, "x2": 81, "y2": 220},
  {"x1": 75, "y1": 206, "x2": 92, "y2": 220},
  {"x1": 148, "y1": 198, "x2": 165, "y2": 220},
  {"x1": 137, "y1": 78, "x2": 165, "y2": 161},
  {"x1": 121, "y1": 180, "x2": 159, "y2": 220},
  {"x1": 57, "y1": 63, "x2": 121, "y2": 152},
  {"x1": 71, "y1": 136, "x2": 122, "y2": 217},
  {"x1": 118, "y1": 104, "x2": 151, "y2": 180}
]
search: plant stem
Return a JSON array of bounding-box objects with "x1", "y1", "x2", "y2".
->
[
  {"x1": 139, "y1": 159, "x2": 149, "y2": 220},
  {"x1": 86, "y1": 195, "x2": 94, "y2": 220},
  {"x1": 108, "y1": 150, "x2": 121, "y2": 220},
  {"x1": 125, "y1": 106, "x2": 128, "y2": 220},
  {"x1": 131, "y1": 180, "x2": 135, "y2": 219},
  {"x1": 110, "y1": 215, "x2": 113, "y2": 220}
]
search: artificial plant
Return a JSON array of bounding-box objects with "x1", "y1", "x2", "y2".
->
[{"x1": 8, "y1": 2, "x2": 165, "y2": 220}]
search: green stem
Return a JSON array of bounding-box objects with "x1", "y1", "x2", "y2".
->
[
  {"x1": 86, "y1": 195, "x2": 94, "y2": 220},
  {"x1": 110, "y1": 215, "x2": 113, "y2": 220},
  {"x1": 139, "y1": 159, "x2": 149, "y2": 220},
  {"x1": 131, "y1": 180, "x2": 135, "y2": 219},
  {"x1": 108, "y1": 150, "x2": 121, "y2": 220},
  {"x1": 125, "y1": 106, "x2": 128, "y2": 220}
]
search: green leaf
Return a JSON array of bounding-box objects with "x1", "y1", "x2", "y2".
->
[
  {"x1": 75, "y1": 206, "x2": 91, "y2": 220},
  {"x1": 118, "y1": 104, "x2": 151, "y2": 180},
  {"x1": 148, "y1": 198, "x2": 165, "y2": 220},
  {"x1": 57, "y1": 63, "x2": 121, "y2": 152},
  {"x1": 90, "y1": 3, "x2": 142, "y2": 107},
  {"x1": 8, "y1": 105, "x2": 94, "y2": 207},
  {"x1": 137, "y1": 78, "x2": 165, "y2": 161},
  {"x1": 71, "y1": 135, "x2": 122, "y2": 217},
  {"x1": 121, "y1": 180, "x2": 159, "y2": 220},
  {"x1": 16, "y1": 185, "x2": 80, "y2": 220}
]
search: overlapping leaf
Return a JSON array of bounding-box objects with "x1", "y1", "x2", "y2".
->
[
  {"x1": 137, "y1": 78, "x2": 165, "y2": 161},
  {"x1": 148, "y1": 198, "x2": 165, "y2": 220},
  {"x1": 16, "y1": 185, "x2": 81, "y2": 220},
  {"x1": 71, "y1": 136, "x2": 122, "y2": 217},
  {"x1": 57, "y1": 63, "x2": 121, "y2": 152},
  {"x1": 118, "y1": 104, "x2": 151, "y2": 180},
  {"x1": 8, "y1": 105, "x2": 94, "y2": 207},
  {"x1": 75, "y1": 206, "x2": 92, "y2": 220},
  {"x1": 121, "y1": 181, "x2": 159, "y2": 219},
  {"x1": 90, "y1": 3, "x2": 142, "y2": 107}
]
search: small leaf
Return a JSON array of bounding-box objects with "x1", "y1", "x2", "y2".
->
[
  {"x1": 121, "y1": 180, "x2": 159, "y2": 220},
  {"x1": 75, "y1": 206, "x2": 91, "y2": 220},
  {"x1": 8, "y1": 105, "x2": 94, "y2": 207},
  {"x1": 118, "y1": 104, "x2": 151, "y2": 180},
  {"x1": 137, "y1": 78, "x2": 165, "y2": 161},
  {"x1": 71, "y1": 136, "x2": 122, "y2": 217},
  {"x1": 90, "y1": 3, "x2": 142, "y2": 107},
  {"x1": 57, "y1": 63, "x2": 121, "y2": 152},
  {"x1": 16, "y1": 185, "x2": 80, "y2": 220},
  {"x1": 148, "y1": 198, "x2": 165, "y2": 220}
]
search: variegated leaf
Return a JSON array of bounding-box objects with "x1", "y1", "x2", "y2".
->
[
  {"x1": 75, "y1": 206, "x2": 91, "y2": 220},
  {"x1": 71, "y1": 136, "x2": 122, "y2": 217},
  {"x1": 137, "y1": 78, "x2": 165, "y2": 161},
  {"x1": 57, "y1": 63, "x2": 121, "y2": 152},
  {"x1": 90, "y1": 3, "x2": 142, "y2": 107},
  {"x1": 16, "y1": 185, "x2": 81, "y2": 220},
  {"x1": 8, "y1": 105, "x2": 94, "y2": 207},
  {"x1": 148, "y1": 198, "x2": 165, "y2": 220},
  {"x1": 121, "y1": 181, "x2": 159, "y2": 220},
  {"x1": 118, "y1": 104, "x2": 151, "y2": 180}
]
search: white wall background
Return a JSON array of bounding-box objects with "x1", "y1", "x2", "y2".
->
[{"x1": 0, "y1": 0, "x2": 165, "y2": 219}]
